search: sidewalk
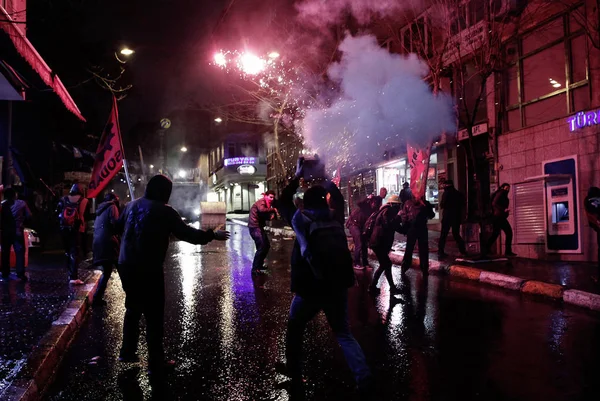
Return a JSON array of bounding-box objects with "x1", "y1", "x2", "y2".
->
[
  {"x1": 0, "y1": 252, "x2": 100, "y2": 401},
  {"x1": 228, "y1": 217, "x2": 600, "y2": 312}
]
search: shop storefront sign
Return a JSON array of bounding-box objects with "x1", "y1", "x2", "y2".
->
[
  {"x1": 224, "y1": 157, "x2": 257, "y2": 167},
  {"x1": 567, "y1": 111, "x2": 600, "y2": 132},
  {"x1": 457, "y1": 123, "x2": 488, "y2": 141},
  {"x1": 237, "y1": 164, "x2": 256, "y2": 175}
]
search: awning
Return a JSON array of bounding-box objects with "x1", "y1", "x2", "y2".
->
[{"x1": 0, "y1": 7, "x2": 85, "y2": 121}]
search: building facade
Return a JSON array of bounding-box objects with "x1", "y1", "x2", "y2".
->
[
  {"x1": 208, "y1": 132, "x2": 267, "y2": 213},
  {"x1": 390, "y1": 0, "x2": 600, "y2": 261}
]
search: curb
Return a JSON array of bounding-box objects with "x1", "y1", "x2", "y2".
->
[
  {"x1": 521, "y1": 280, "x2": 564, "y2": 300},
  {"x1": 563, "y1": 289, "x2": 600, "y2": 311},
  {"x1": 3, "y1": 271, "x2": 102, "y2": 401},
  {"x1": 479, "y1": 271, "x2": 524, "y2": 291}
]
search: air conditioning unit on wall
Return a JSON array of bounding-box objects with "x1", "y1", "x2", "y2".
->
[{"x1": 490, "y1": 0, "x2": 521, "y2": 19}]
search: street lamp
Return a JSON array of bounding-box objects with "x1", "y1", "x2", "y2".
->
[
  {"x1": 180, "y1": 146, "x2": 188, "y2": 152},
  {"x1": 150, "y1": 164, "x2": 154, "y2": 169},
  {"x1": 120, "y1": 47, "x2": 135, "y2": 56},
  {"x1": 178, "y1": 169, "x2": 187, "y2": 179},
  {"x1": 214, "y1": 117, "x2": 222, "y2": 123}
]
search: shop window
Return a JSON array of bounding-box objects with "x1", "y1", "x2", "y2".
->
[
  {"x1": 569, "y1": 6, "x2": 585, "y2": 33},
  {"x1": 522, "y1": 43, "x2": 565, "y2": 101},
  {"x1": 507, "y1": 109, "x2": 522, "y2": 131},
  {"x1": 571, "y1": 34, "x2": 587, "y2": 83},
  {"x1": 571, "y1": 86, "x2": 590, "y2": 112},
  {"x1": 507, "y1": 65, "x2": 519, "y2": 105},
  {"x1": 522, "y1": 18, "x2": 563, "y2": 55},
  {"x1": 524, "y1": 93, "x2": 566, "y2": 127},
  {"x1": 503, "y1": 10, "x2": 589, "y2": 131}
]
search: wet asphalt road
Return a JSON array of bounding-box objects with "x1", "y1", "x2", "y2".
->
[{"x1": 44, "y1": 223, "x2": 600, "y2": 401}]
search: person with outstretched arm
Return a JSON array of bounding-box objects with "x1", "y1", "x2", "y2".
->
[{"x1": 115, "y1": 175, "x2": 230, "y2": 380}]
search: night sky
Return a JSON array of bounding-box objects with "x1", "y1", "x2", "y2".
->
[{"x1": 26, "y1": 0, "x2": 296, "y2": 139}]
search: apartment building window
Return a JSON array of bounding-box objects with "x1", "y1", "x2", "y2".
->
[
  {"x1": 401, "y1": 16, "x2": 431, "y2": 54},
  {"x1": 505, "y1": 7, "x2": 589, "y2": 130}
]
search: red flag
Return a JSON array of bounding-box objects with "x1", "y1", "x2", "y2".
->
[
  {"x1": 87, "y1": 97, "x2": 124, "y2": 198},
  {"x1": 407, "y1": 143, "x2": 431, "y2": 200}
]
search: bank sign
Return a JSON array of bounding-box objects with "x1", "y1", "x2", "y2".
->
[
  {"x1": 224, "y1": 157, "x2": 257, "y2": 167},
  {"x1": 567, "y1": 111, "x2": 600, "y2": 132}
]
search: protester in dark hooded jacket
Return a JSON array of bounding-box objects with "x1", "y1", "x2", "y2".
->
[
  {"x1": 346, "y1": 197, "x2": 377, "y2": 269},
  {"x1": 92, "y1": 193, "x2": 120, "y2": 306},
  {"x1": 277, "y1": 160, "x2": 372, "y2": 401},
  {"x1": 368, "y1": 194, "x2": 404, "y2": 295},
  {"x1": 400, "y1": 196, "x2": 435, "y2": 276},
  {"x1": 585, "y1": 186, "x2": 600, "y2": 281},
  {"x1": 438, "y1": 180, "x2": 467, "y2": 258},
  {"x1": 116, "y1": 175, "x2": 230, "y2": 377}
]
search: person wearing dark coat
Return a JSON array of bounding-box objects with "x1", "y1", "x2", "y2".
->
[
  {"x1": 400, "y1": 196, "x2": 435, "y2": 275},
  {"x1": 248, "y1": 190, "x2": 276, "y2": 274},
  {"x1": 485, "y1": 183, "x2": 516, "y2": 256},
  {"x1": 399, "y1": 182, "x2": 412, "y2": 204},
  {"x1": 438, "y1": 180, "x2": 467, "y2": 258},
  {"x1": 115, "y1": 175, "x2": 230, "y2": 377},
  {"x1": 1, "y1": 187, "x2": 31, "y2": 281},
  {"x1": 92, "y1": 193, "x2": 120, "y2": 306},
  {"x1": 367, "y1": 194, "x2": 404, "y2": 295},
  {"x1": 346, "y1": 197, "x2": 376, "y2": 270},
  {"x1": 277, "y1": 160, "x2": 372, "y2": 401},
  {"x1": 584, "y1": 186, "x2": 600, "y2": 281}
]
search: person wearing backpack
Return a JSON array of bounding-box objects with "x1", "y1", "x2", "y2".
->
[
  {"x1": 92, "y1": 193, "x2": 120, "y2": 307},
  {"x1": 367, "y1": 194, "x2": 404, "y2": 295},
  {"x1": 276, "y1": 159, "x2": 372, "y2": 401},
  {"x1": 400, "y1": 196, "x2": 435, "y2": 275},
  {"x1": 1, "y1": 187, "x2": 31, "y2": 281},
  {"x1": 56, "y1": 184, "x2": 89, "y2": 285},
  {"x1": 346, "y1": 197, "x2": 377, "y2": 270}
]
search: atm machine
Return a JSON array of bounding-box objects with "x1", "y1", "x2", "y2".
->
[{"x1": 543, "y1": 156, "x2": 580, "y2": 254}]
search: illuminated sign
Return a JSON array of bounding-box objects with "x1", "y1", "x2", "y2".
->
[
  {"x1": 567, "y1": 111, "x2": 600, "y2": 131},
  {"x1": 237, "y1": 165, "x2": 256, "y2": 175},
  {"x1": 224, "y1": 157, "x2": 257, "y2": 167}
]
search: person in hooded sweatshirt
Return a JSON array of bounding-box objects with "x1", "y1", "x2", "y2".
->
[
  {"x1": 56, "y1": 184, "x2": 89, "y2": 284},
  {"x1": 116, "y1": 175, "x2": 230, "y2": 377},
  {"x1": 92, "y1": 193, "x2": 120, "y2": 306},
  {"x1": 277, "y1": 159, "x2": 372, "y2": 401}
]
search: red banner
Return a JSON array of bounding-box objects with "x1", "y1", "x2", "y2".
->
[
  {"x1": 407, "y1": 143, "x2": 431, "y2": 200},
  {"x1": 87, "y1": 97, "x2": 124, "y2": 199}
]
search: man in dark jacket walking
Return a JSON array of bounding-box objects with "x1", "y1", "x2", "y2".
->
[
  {"x1": 277, "y1": 161, "x2": 372, "y2": 401},
  {"x1": 116, "y1": 175, "x2": 229, "y2": 377},
  {"x1": 346, "y1": 197, "x2": 377, "y2": 270},
  {"x1": 485, "y1": 183, "x2": 516, "y2": 256},
  {"x1": 1, "y1": 188, "x2": 31, "y2": 281},
  {"x1": 248, "y1": 190, "x2": 276, "y2": 274},
  {"x1": 368, "y1": 194, "x2": 404, "y2": 295},
  {"x1": 438, "y1": 180, "x2": 467, "y2": 258},
  {"x1": 400, "y1": 196, "x2": 435, "y2": 275},
  {"x1": 399, "y1": 182, "x2": 412, "y2": 204},
  {"x1": 92, "y1": 193, "x2": 120, "y2": 306}
]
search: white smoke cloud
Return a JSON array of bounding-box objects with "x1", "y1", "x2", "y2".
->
[
  {"x1": 301, "y1": 34, "x2": 456, "y2": 167},
  {"x1": 296, "y1": 0, "x2": 404, "y2": 26}
]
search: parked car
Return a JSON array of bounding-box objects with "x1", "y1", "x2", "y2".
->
[{"x1": 24, "y1": 228, "x2": 40, "y2": 248}]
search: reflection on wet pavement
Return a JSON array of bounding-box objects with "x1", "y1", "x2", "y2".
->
[{"x1": 44, "y1": 224, "x2": 600, "y2": 401}]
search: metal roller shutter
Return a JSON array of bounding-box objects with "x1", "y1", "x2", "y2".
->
[{"x1": 514, "y1": 181, "x2": 545, "y2": 244}]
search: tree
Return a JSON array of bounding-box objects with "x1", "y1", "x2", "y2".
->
[{"x1": 375, "y1": 0, "x2": 541, "y2": 250}]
